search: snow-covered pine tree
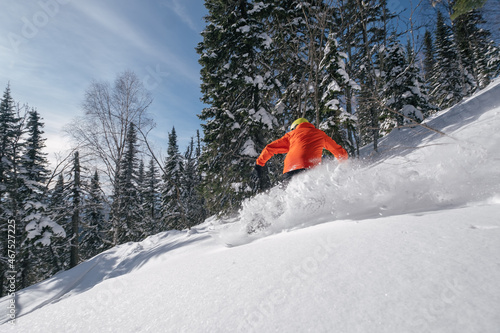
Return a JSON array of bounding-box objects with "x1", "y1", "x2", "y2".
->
[
  {"x1": 46, "y1": 174, "x2": 70, "y2": 273},
  {"x1": 319, "y1": 32, "x2": 360, "y2": 156},
  {"x1": 270, "y1": 1, "x2": 358, "y2": 143},
  {"x1": 21, "y1": 109, "x2": 65, "y2": 288},
  {"x1": 276, "y1": 1, "x2": 335, "y2": 124},
  {"x1": 68, "y1": 151, "x2": 82, "y2": 268},
  {"x1": 44, "y1": 153, "x2": 83, "y2": 274},
  {"x1": 182, "y1": 135, "x2": 206, "y2": 228},
  {"x1": 161, "y1": 127, "x2": 186, "y2": 230},
  {"x1": 142, "y1": 158, "x2": 162, "y2": 234},
  {"x1": 254, "y1": 0, "x2": 315, "y2": 180},
  {"x1": 80, "y1": 170, "x2": 110, "y2": 260},
  {"x1": 406, "y1": 40, "x2": 438, "y2": 119},
  {"x1": 193, "y1": 130, "x2": 207, "y2": 224},
  {"x1": 0, "y1": 87, "x2": 20, "y2": 198},
  {"x1": 137, "y1": 159, "x2": 145, "y2": 198},
  {"x1": 113, "y1": 122, "x2": 143, "y2": 243},
  {"x1": 335, "y1": 0, "x2": 365, "y2": 155},
  {"x1": 0, "y1": 84, "x2": 22, "y2": 296},
  {"x1": 379, "y1": 39, "x2": 436, "y2": 135},
  {"x1": 0, "y1": 84, "x2": 18, "y2": 198},
  {"x1": 341, "y1": 0, "x2": 393, "y2": 151},
  {"x1": 423, "y1": 30, "x2": 436, "y2": 88},
  {"x1": 267, "y1": 0, "x2": 359, "y2": 158},
  {"x1": 136, "y1": 159, "x2": 147, "y2": 230},
  {"x1": 267, "y1": 0, "x2": 306, "y2": 123},
  {"x1": 378, "y1": 40, "x2": 406, "y2": 134},
  {"x1": 4, "y1": 104, "x2": 28, "y2": 290},
  {"x1": 485, "y1": 42, "x2": 500, "y2": 80},
  {"x1": 197, "y1": 0, "x2": 277, "y2": 214},
  {"x1": 453, "y1": 6, "x2": 497, "y2": 88},
  {"x1": 432, "y1": 10, "x2": 475, "y2": 108}
]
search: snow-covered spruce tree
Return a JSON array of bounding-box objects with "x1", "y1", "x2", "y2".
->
[
  {"x1": 270, "y1": 0, "x2": 359, "y2": 153},
  {"x1": 113, "y1": 122, "x2": 144, "y2": 243},
  {"x1": 197, "y1": 0, "x2": 277, "y2": 214},
  {"x1": 319, "y1": 32, "x2": 360, "y2": 156},
  {"x1": 432, "y1": 10, "x2": 475, "y2": 108},
  {"x1": 423, "y1": 29, "x2": 443, "y2": 112},
  {"x1": 335, "y1": 0, "x2": 366, "y2": 155},
  {"x1": 80, "y1": 170, "x2": 110, "y2": 260},
  {"x1": 485, "y1": 42, "x2": 500, "y2": 80},
  {"x1": 3, "y1": 106, "x2": 29, "y2": 290},
  {"x1": 142, "y1": 158, "x2": 162, "y2": 235},
  {"x1": 68, "y1": 151, "x2": 83, "y2": 268},
  {"x1": 340, "y1": 0, "x2": 393, "y2": 151},
  {"x1": 273, "y1": 1, "x2": 334, "y2": 123},
  {"x1": 161, "y1": 127, "x2": 186, "y2": 230},
  {"x1": 378, "y1": 39, "x2": 436, "y2": 135},
  {"x1": 137, "y1": 159, "x2": 146, "y2": 202},
  {"x1": 423, "y1": 30, "x2": 436, "y2": 88},
  {"x1": 21, "y1": 109, "x2": 65, "y2": 288},
  {"x1": 453, "y1": 7, "x2": 498, "y2": 88},
  {"x1": 406, "y1": 40, "x2": 438, "y2": 119},
  {"x1": 0, "y1": 84, "x2": 22, "y2": 296},
  {"x1": 263, "y1": 0, "x2": 356, "y2": 159},
  {"x1": 0, "y1": 84, "x2": 18, "y2": 198},
  {"x1": 193, "y1": 131, "x2": 207, "y2": 225},
  {"x1": 267, "y1": 0, "x2": 310, "y2": 124},
  {"x1": 46, "y1": 174, "x2": 70, "y2": 273},
  {"x1": 136, "y1": 159, "x2": 147, "y2": 230},
  {"x1": 182, "y1": 135, "x2": 206, "y2": 228},
  {"x1": 44, "y1": 152, "x2": 84, "y2": 273}
]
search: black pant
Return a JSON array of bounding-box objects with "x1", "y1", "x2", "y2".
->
[{"x1": 280, "y1": 168, "x2": 307, "y2": 186}]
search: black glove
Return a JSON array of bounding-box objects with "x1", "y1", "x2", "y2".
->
[
  {"x1": 253, "y1": 164, "x2": 270, "y2": 191},
  {"x1": 254, "y1": 164, "x2": 264, "y2": 179}
]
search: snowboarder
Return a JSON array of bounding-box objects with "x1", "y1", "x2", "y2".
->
[{"x1": 254, "y1": 118, "x2": 348, "y2": 188}]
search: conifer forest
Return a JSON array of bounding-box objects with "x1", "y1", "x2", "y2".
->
[{"x1": 1, "y1": 0, "x2": 499, "y2": 294}]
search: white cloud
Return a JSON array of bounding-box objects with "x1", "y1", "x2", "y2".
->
[
  {"x1": 0, "y1": 0, "x2": 208, "y2": 166},
  {"x1": 163, "y1": 0, "x2": 200, "y2": 33},
  {"x1": 71, "y1": 1, "x2": 154, "y2": 54},
  {"x1": 71, "y1": 0, "x2": 200, "y2": 85}
]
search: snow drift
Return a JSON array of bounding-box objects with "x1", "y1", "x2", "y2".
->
[{"x1": 1, "y1": 79, "x2": 500, "y2": 332}]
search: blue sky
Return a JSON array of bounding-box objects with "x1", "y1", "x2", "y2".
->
[
  {"x1": 1, "y1": 0, "x2": 497, "y2": 168},
  {"x1": 0, "y1": 0, "x2": 208, "y2": 164}
]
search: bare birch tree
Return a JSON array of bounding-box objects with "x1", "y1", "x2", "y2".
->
[
  {"x1": 67, "y1": 70, "x2": 154, "y2": 245},
  {"x1": 68, "y1": 70, "x2": 154, "y2": 183}
]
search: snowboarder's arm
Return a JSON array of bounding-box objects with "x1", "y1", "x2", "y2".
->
[
  {"x1": 256, "y1": 136, "x2": 290, "y2": 166},
  {"x1": 324, "y1": 135, "x2": 348, "y2": 161}
]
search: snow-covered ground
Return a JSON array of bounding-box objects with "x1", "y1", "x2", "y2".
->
[{"x1": 2, "y1": 79, "x2": 500, "y2": 332}]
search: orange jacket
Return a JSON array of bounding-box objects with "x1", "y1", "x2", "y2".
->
[{"x1": 256, "y1": 122, "x2": 348, "y2": 174}]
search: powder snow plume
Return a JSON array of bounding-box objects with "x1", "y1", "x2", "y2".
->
[{"x1": 214, "y1": 79, "x2": 500, "y2": 246}]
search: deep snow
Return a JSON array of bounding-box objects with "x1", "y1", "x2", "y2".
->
[{"x1": 1, "y1": 79, "x2": 500, "y2": 333}]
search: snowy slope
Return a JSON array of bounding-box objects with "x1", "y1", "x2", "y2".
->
[{"x1": 2, "y1": 80, "x2": 500, "y2": 333}]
